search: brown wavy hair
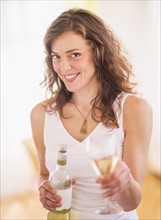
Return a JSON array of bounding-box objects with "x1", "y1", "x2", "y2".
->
[{"x1": 42, "y1": 8, "x2": 137, "y2": 128}]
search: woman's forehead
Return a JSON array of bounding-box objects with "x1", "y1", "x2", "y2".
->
[{"x1": 51, "y1": 31, "x2": 90, "y2": 53}]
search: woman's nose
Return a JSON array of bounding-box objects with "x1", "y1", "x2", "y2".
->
[{"x1": 60, "y1": 58, "x2": 71, "y2": 71}]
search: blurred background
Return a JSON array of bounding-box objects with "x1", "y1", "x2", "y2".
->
[{"x1": 1, "y1": 1, "x2": 160, "y2": 219}]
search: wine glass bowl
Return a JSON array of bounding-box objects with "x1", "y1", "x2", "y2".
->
[{"x1": 86, "y1": 134, "x2": 122, "y2": 215}]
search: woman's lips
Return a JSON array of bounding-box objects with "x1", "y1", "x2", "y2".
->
[{"x1": 64, "y1": 73, "x2": 80, "y2": 82}]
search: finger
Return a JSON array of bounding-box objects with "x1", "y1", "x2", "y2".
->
[
  {"x1": 103, "y1": 180, "x2": 130, "y2": 198},
  {"x1": 43, "y1": 204, "x2": 55, "y2": 212},
  {"x1": 40, "y1": 190, "x2": 62, "y2": 202},
  {"x1": 96, "y1": 168, "x2": 121, "y2": 184},
  {"x1": 102, "y1": 172, "x2": 132, "y2": 197},
  {"x1": 101, "y1": 167, "x2": 132, "y2": 190},
  {"x1": 101, "y1": 169, "x2": 130, "y2": 188},
  {"x1": 98, "y1": 161, "x2": 131, "y2": 185},
  {"x1": 44, "y1": 202, "x2": 62, "y2": 212},
  {"x1": 40, "y1": 180, "x2": 57, "y2": 194},
  {"x1": 39, "y1": 182, "x2": 62, "y2": 202},
  {"x1": 40, "y1": 194, "x2": 62, "y2": 210},
  {"x1": 110, "y1": 161, "x2": 130, "y2": 180},
  {"x1": 44, "y1": 197, "x2": 62, "y2": 208},
  {"x1": 41, "y1": 180, "x2": 56, "y2": 193},
  {"x1": 72, "y1": 178, "x2": 76, "y2": 185},
  {"x1": 42, "y1": 197, "x2": 62, "y2": 212}
]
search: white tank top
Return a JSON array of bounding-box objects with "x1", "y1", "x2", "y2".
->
[{"x1": 44, "y1": 92, "x2": 138, "y2": 220}]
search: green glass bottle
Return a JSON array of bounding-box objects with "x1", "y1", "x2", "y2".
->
[{"x1": 47, "y1": 145, "x2": 72, "y2": 220}]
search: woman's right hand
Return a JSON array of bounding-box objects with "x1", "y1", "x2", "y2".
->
[
  {"x1": 39, "y1": 178, "x2": 76, "y2": 211},
  {"x1": 39, "y1": 180, "x2": 62, "y2": 211}
]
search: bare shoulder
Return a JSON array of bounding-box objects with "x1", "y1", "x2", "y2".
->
[
  {"x1": 124, "y1": 95, "x2": 152, "y2": 116},
  {"x1": 123, "y1": 95, "x2": 153, "y2": 132},
  {"x1": 30, "y1": 101, "x2": 47, "y2": 147},
  {"x1": 30, "y1": 100, "x2": 47, "y2": 124}
]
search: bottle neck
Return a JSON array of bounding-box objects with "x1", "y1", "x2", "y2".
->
[{"x1": 56, "y1": 151, "x2": 67, "y2": 170}]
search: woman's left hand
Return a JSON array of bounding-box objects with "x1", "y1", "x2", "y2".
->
[{"x1": 96, "y1": 160, "x2": 133, "y2": 199}]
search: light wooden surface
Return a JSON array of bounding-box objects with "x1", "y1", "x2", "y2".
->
[
  {"x1": 1, "y1": 170, "x2": 160, "y2": 220},
  {"x1": 137, "y1": 170, "x2": 161, "y2": 220}
]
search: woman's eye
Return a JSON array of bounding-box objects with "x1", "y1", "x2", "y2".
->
[
  {"x1": 71, "y1": 53, "x2": 81, "y2": 58},
  {"x1": 51, "y1": 54, "x2": 60, "y2": 61}
]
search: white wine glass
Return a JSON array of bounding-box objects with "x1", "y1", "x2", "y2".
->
[{"x1": 86, "y1": 134, "x2": 122, "y2": 215}]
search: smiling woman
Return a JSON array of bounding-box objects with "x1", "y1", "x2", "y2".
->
[
  {"x1": 1, "y1": 1, "x2": 159, "y2": 219},
  {"x1": 30, "y1": 8, "x2": 153, "y2": 220}
]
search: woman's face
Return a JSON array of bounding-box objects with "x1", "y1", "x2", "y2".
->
[{"x1": 51, "y1": 31, "x2": 97, "y2": 93}]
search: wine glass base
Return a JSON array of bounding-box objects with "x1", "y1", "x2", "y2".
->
[{"x1": 95, "y1": 206, "x2": 121, "y2": 215}]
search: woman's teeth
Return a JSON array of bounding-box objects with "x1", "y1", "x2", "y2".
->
[{"x1": 64, "y1": 73, "x2": 79, "y2": 79}]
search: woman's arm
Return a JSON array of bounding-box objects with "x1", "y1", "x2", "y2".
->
[
  {"x1": 30, "y1": 103, "x2": 62, "y2": 211},
  {"x1": 97, "y1": 95, "x2": 153, "y2": 211},
  {"x1": 30, "y1": 102, "x2": 49, "y2": 185}
]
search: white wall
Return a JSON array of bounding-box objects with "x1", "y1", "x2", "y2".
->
[
  {"x1": 1, "y1": 0, "x2": 69, "y2": 199},
  {"x1": 1, "y1": 1, "x2": 160, "y2": 199}
]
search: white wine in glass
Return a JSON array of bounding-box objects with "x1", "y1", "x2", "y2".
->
[
  {"x1": 91, "y1": 156, "x2": 118, "y2": 177},
  {"x1": 86, "y1": 134, "x2": 122, "y2": 215}
]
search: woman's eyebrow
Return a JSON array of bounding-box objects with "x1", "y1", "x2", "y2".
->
[
  {"x1": 66, "y1": 49, "x2": 81, "y2": 53},
  {"x1": 51, "y1": 51, "x2": 57, "y2": 54},
  {"x1": 51, "y1": 48, "x2": 82, "y2": 54}
]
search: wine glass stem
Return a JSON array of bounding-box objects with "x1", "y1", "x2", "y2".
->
[{"x1": 105, "y1": 197, "x2": 113, "y2": 208}]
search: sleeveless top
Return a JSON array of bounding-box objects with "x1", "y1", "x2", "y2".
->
[{"x1": 44, "y1": 92, "x2": 138, "y2": 220}]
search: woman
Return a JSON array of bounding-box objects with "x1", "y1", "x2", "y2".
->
[{"x1": 30, "y1": 8, "x2": 152, "y2": 219}]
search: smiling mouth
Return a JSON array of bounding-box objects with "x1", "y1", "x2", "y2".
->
[{"x1": 64, "y1": 73, "x2": 80, "y2": 81}]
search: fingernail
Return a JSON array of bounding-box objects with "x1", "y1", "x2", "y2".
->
[
  {"x1": 57, "y1": 196, "x2": 62, "y2": 201},
  {"x1": 56, "y1": 202, "x2": 62, "y2": 207},
  {"x1": 110, "y1": 196, "x2": 114, "y2": 201},
  {"x1": 96, "y1": 179, "x2": 101, "y2": 183},
  {"x1": 52, "y1": 190, "x2": 56, "y2": 194}
]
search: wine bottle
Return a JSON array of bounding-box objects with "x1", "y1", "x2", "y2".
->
[{"x1": 47, "y1": 144, "x2": 72, "y2": 220}]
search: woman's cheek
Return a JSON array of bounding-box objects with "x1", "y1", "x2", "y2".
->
[
  {"x1": 53, "y1": 67, "x2": 64, "y2": 81},
  {"x1": 52, "y1": 64, "x2": 60, "y2": 76}
]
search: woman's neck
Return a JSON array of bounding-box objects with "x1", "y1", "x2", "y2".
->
[{"x1": 72, "y1": 84, "x2": 99, "y2": 108}]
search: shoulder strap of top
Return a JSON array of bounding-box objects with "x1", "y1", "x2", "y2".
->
[{"x1": 113, "y1": 92, "x2": 131, "y2": 128}]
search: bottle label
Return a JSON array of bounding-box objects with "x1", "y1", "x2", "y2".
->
[{"x1": 56, "y1": 187, "x2": 72, "y2": 211}]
